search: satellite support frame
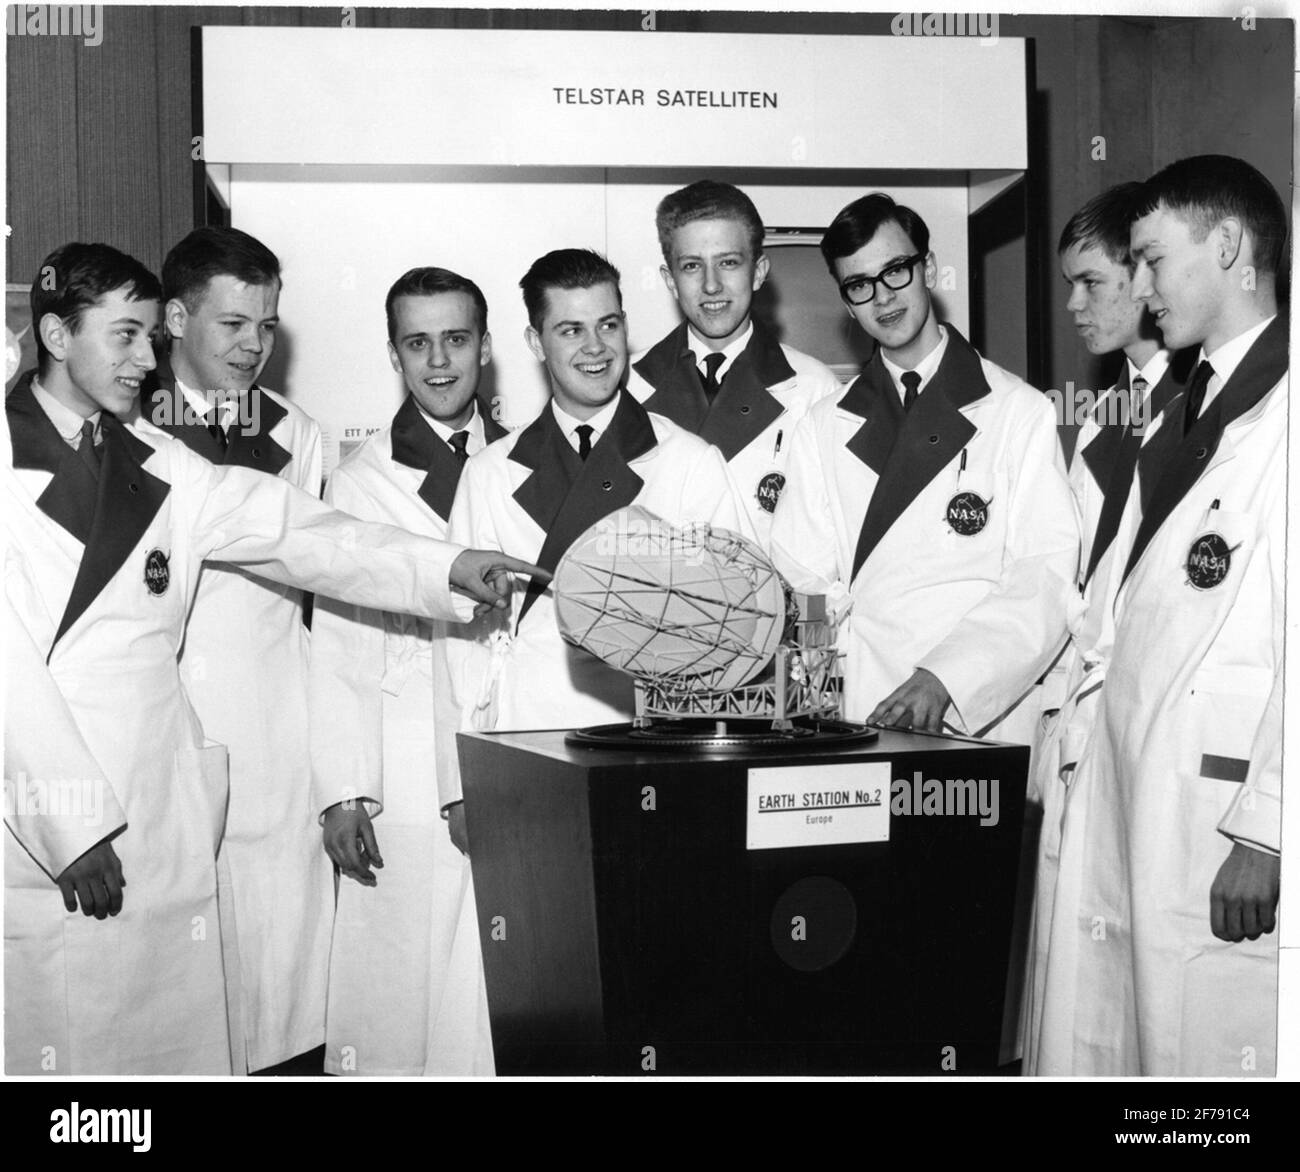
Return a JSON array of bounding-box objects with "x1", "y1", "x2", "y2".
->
[{"x1": 632, "y1": 594, "x2": 844, "y2": 732}]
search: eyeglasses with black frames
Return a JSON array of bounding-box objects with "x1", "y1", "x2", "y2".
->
[{"x1": 838, "y1": 253, "x2": 925, "y2": 305}]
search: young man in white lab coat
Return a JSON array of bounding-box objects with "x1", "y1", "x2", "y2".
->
[
  {"x1": 309, "y1": 268, "x2": 505, "y2": 1075},
  {"x1": 447, "y1": 248, "x2": 751, "y2": 733},
  {"x1": 769, "y1": 194, "x2": 1078, "y2": 744},
  {"x1": 626, "y1": 180, "x2": 840, "y2": 547},
  {"x1": 1022, "y1": 183, "x2": 1192, "y2": 1070},
  {"x1": 3, "y1": 243, "x2": 542, "y2": 1076},
  {"x1": 1037, "y1": 155, "x2": 1287, "y2": 1075},
  {"x1": 139, "y1": 226, "x2": 326, "y2": 1073}
]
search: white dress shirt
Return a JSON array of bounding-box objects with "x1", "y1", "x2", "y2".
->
[
  {"x1": 1193, "y1": 315, "x2": 1276, "y2": 421},
  {"x1": 881, "y1": 324, "x2": 950, "y2": 403},
  {"x1": 686, "y1": 321, "x2": 753, "y2": 385},
  {"x1": 177, "y1": 378, "x2": 241, "y2": 432},
  {"x1": 418, "y1": 399, "x2": 488, "y2": 459},
  {"x1": 31, "y1": 377, "x2": 100, "y2": 450},
  {"x1": 551, "y1": 392, "x2": 622, "y2": 455}
]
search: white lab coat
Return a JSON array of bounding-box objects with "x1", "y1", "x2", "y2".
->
[
  {"x1": 1020, "y1": 351, "x2": 1189, "y2": 1069},
  {"x1": 769, "y1": 326, "x2": 1078, "y2": 742},
  {"x1": 4, "y1": 379, "x2": 469, "y2": 1075},
  {"x1": 142, "y1": 382, "x2": 330, "y2": 1072},
  {"x1": 446, "y1": 391, "x2": 751, "y2": 736},
  {"x1": 627, "y1": 323, "x2": 841, "y2": 548},
  {"x1": 1034, "y1": 319, "x2": 1285, "y2": 1075},
  {"x1": 309, "y1": 396, "x2": 499, "y2": 1075}
]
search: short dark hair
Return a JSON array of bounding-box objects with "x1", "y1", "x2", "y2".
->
[
  {"x1": 655, "y1": 180, "x2": 765, "y2": 262},
  {"x1": 162, "y1": 226, "x2": 281, "y2": 310},
  {"x1": 519, "y1": 248, "x2": 622, "y2": 330},
  {"x1": 1135, "y1": 155, "x2": 1288, "y2": 278},
  {"x1": 1058, "y1": 182, "x2": 1145, "y2": 270},
  {"x1": 31, "y1": 242, "x2": 162, "y2": 371},
  {"x1": 384, "y1": 266, "x2": 489, "y2": 343},
  {"x1": 820, "y1": 193, "x2": 931, "y2": 276}
]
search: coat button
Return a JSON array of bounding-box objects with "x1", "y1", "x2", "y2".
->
[
  {"x1": 740, "y1": 404, "x2": 751, "y2": 415},
  {"x1": 128, "y1": 483, "x2": 139, "y2": 494},
  {"x1": 252, "y1": 447, "x2": 262, "y2": 458},
  {"x1": 602, "y1": 480, "x2": 613, "y2": 491},
  {"x1": 1194, "y1": 446, "x2": 1208, "y2": 459},
  {"x1": 928, "y1": 434, "x2": 940, "y2": 445}
]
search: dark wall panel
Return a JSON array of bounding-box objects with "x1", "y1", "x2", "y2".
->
[
  {"x1": 73, "y1": 6, "x2": 165, "y2": 269},
  {"x1": 1152, "y1": 19, "x2": 1293, "y2": 206},
  {"x1": 6, "y1": 34, "x2": 81, "y2": 285},
  {"x1": 154, "y1": 7, "x2": 240, "y2": 262}
]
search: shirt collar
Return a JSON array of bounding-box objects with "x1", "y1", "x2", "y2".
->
[
  {"x1": 31, "y1": 376, "x2": 100, "y2": 443},
  {"x1": 686, "y1": 321, "x2": 753, "y2": 380},
  {"x1": 1197, "y1": 316, "x2": 1275, "y2": 416},
  {"x1": 1127, "y1": 347, "x2": 1172, "y2": 392},
  {"x1": 417, "y1": 398, "x2": 486, "y2": 450},
  {"x1": 551, "y1": 391, "x2": 621, "y2": 441},
  {"x1": 881, "y1": 323, "x2": 949, "y2": 398},
  {"x1": 1201, "y1": 316, "x2": 1275, "y2": 387},
  {"x1": 177, "y1": 377, "x2": 242, "y2": 423}
]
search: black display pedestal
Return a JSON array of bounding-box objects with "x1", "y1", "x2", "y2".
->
[{"x1": 459, "y1": 728, "x2": 1028, "y2": 1076}]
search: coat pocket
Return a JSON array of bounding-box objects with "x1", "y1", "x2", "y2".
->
[
  {"x1": 1188, "y1": 664, "x2": 1272, "y2": 774},
  {"x1": 173, "y1": 741, "x2": 230, "y2": 856}
]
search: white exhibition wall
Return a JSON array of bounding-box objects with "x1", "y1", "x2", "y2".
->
[{"x1": 236, "y1": 169, "x2": 973, "y2": 467}]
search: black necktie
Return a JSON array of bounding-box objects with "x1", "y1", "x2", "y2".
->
[
  {"x1": 77, "y1": 419, "x2": 101, "y2": 480},
  {"x1": 901, "y1": 370, "x2": 922, "y2": 412},
  {"x1": 1182, "y1": 360, "x2": 1214, "y2": 436},
  {"x1": 1130, "y1": 373, "x2": 1148, "y2": 424},
  {"x1": 575, "y1": 424, "x2": 594, "y2": 461},
  {"x1": 700, "y1": 352, "x2": 725, "y2": 401},
  {"x1": 206, "y1": 409, "x2": 229, "y2": 453},
  {"x1": 449, "y1": 430, "x2": 470, "y2": 465}
]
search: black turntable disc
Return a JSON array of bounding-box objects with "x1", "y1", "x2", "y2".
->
[{"x1": 565, "y1": 717, "x2": 878, "y2": 753}]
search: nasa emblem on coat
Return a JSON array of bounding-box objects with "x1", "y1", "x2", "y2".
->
[
  {"x1": 143, "y1": 549, "x2": 170, "y2": 595},
  {"x1": 755, "y1": 471, "x2": 786, "y2": 515},
  {"x1": 946, "y1": 491, "x2": 989, "y2": 536},
  {"x1": 1185, "y1": 532, "x2": 1237, "y2": 590}
]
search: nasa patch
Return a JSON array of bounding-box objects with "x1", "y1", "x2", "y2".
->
[
  {"x1": 1185, "y1": 532, "x2": 1237, "y2": 590},
  {"x1": 756, "y1": 472, "x2": 787, "y2": 515},
  {"x1": 143, "y1": 549, "x2": 170, "y2": 596},
  {"x1": 946, "y1": 491, "x2": 989, "y2": 535}
]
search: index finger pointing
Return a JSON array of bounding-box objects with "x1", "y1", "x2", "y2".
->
[{"x1": 497, "y1": 555, "x2": 551, "y2": 585}]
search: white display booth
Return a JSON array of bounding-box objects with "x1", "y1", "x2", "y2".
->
[{"x1": 199, "y1": 27, "x2": 1028, "y2": 471}]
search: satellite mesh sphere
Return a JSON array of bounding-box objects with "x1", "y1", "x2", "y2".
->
[{"x1": 553, "y1": 505, "x2": 787, "y2": 693}]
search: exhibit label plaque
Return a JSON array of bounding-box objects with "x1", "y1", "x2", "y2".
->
[{"x1": 747, "y1": 762, "x2": 892, "y2": 850}]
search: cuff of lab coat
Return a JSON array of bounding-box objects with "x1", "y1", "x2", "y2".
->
[
  {"x1": 4, "y1": 806, "x2": 128, "y2": 883},
  {"x1": 1037, "y1": 644, "x2": 1074, "y2": 715},
  {"x1": 316, "y1": 794, "x2": 382, "y2": 823},
  {"x1": 1217, "y1": 786, "x2": 1281, "y2": 856},
  {"x1": 446, "y1": 588, "x2": 478, "y2": 624},
  {"x1": 916, "y1": 650, "x2": 980, "y2": 735},
  {"x1": 436, "y1": 752, "x2": 465, "y2": 811}
]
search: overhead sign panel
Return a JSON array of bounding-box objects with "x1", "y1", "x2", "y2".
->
[{"x1": 202, "y1": 27, "x2": 1026, "y2": 170}]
